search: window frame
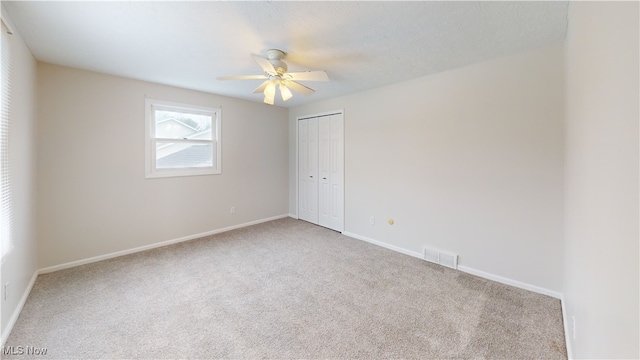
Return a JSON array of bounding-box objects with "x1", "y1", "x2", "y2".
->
[{"x1": 145, "y1": 98, "x2": 221, "y2": 179}]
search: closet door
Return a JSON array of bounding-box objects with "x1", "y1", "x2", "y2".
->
[
  {"x1": 298, "y1": 118, "x2": 318, "y2": 224},
  {"x1": 318, "y1": 114, "x2": 344, "y2": 232}
]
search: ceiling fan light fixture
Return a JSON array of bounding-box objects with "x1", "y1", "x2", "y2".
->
[
  {"x1": 263, "y1": 82, "x2": 276, "y2": 105},
  {"x1": 280, "y1": 83, "x2": 293, "y2": 101},
  {"x1": 218, "y1": 49, "x2": 329, "y2": 105}
]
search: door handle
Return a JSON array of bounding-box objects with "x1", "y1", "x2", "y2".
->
[
  {"x1": 310, "y1": 176, "x2": 313, "y2": 178},
  {"x1": 322, "y1": 177, "x2": 327, "y2": 180}
]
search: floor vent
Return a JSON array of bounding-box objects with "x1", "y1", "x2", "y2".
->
[{"x1": 423, "y1": 247, "x2": 458, "y2": 269}]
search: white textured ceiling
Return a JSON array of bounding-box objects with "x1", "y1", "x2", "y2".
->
[{"x1": 4, "y1": 1, "x2": 568, "y2": 108}]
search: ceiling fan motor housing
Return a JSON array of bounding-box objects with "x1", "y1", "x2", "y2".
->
[{"x1": 267, "y1": 49, "x2": 288, "y2": 75}]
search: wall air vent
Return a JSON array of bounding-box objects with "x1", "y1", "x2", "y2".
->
[{"x1": 423, "y1": 247, "x2": 458, "y2": 269}]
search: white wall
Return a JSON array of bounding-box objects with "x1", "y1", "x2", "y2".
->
[
  {"x1": 36, "y1": 64, "x2": 289, "y2": 268},
  {"x1": 564, "y1": 2, "x2": 639, "y2": 358},
  {"x1": 290, "y1": 45, "x2": 565, "y2": 293},
  {"x1": 0, "y1": 14, "x2": 38, "y2": 342}
]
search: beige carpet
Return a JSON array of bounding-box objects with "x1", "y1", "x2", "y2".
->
[{"x1": 4, "y1": 218, "x2": 566, "y2": 359}]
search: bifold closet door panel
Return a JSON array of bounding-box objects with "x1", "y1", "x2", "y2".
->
[
  {"x1": 298, "y1": 118, "x2": 319, "y2": 224},
  {"x1": 318, "y1": 114, "x2": 344, "y2": 232}
]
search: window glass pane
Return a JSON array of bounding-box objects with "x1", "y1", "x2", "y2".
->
[
  {"x1": 154, "y1": 109, "x2": 212, "y2": 140},
  {"x1": 156, "y1": 142, "x2": 213, "y2": 169}
]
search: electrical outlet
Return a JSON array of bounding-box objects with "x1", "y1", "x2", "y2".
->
[
  {"x1": 572, "y1": 316, "x2": 576, "y2": 340},
  {"x1": 230, "y1": 206, "x2": 235, "y2": 214},
  {"x1": 369, "y1": 216, "x2": 375, "y2": 225}
]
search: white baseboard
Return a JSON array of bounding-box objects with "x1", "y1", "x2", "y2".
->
[
  {"x1": 1, "y1": 270, "x2": 37, "y2": 347},
  {"x1": 39, "y1": 214, "x2": 289, "y2": 274},
  {"x1": 342, "y1": 232, "x2": 424, "y2": 259},
  {"x1": 342, "y1": 231, "x2": 562, "y2": 299},
  {"x1": 561, "y1": 296, "x2": 573, "y2": 360},
  {"x1": 457, "y1": 266, "x2": 562, "y2": 299},
  {"x1": 288, "y1": 213, "x2": 298, "y2": 219}
]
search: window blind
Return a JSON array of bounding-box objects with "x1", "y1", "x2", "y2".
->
[{"x1": 1, "y1": 20, "x2": 13, "y2": 261}]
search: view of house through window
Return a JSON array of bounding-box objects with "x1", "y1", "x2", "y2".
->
[
  {"x1": 145, "y1": 99, "x2": 221, "y2": 178},
  {"x1": 154, "y1": 109, "x2": 213, "y2": 169}
]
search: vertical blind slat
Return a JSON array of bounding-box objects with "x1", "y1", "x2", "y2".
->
[{"x1": 1, "y1": 20, "x2": 13, "y2": 260}]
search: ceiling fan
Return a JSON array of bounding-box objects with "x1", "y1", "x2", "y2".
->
[{"x1": 217, "y1": 49, "x2": 329, "y2": 105}]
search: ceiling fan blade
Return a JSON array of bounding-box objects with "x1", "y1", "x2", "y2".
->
[
  {"x1": 217, "y1": 75, "x2": 267, "y2": 81},
  {"x1": 252, "y1": 80, "x2": 271, "y2": 94},
  {"x1": 286, "y1": 81, "x2": 315, "y2": 96},
  {"x1": 253, "y1": 55, "x2": 277, "y2": 75},
  {"x1": 287, "y1": 71, "x2": 329, "y2": 82}
]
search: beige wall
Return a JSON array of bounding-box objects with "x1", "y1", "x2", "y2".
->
[
  {"x1": 0, "y1": 16, "x2": 38, "y2": 342},
  {"x1": 36, "y1": 64, "x2": 289, "y2": 268},
  {"x1": 290, "y1": 45, "x2": 565, "y2": 293},
  {"x1": 564, "y1": 2, "x2": 639, "y2": 358}
]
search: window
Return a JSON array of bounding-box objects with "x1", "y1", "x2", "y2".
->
[
  {"x1": 1, "y1": 20, "x2": 13, "y2": 261},
  {"x1": 145, "y1": 99, "x2": 221, "y2": 178}
]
